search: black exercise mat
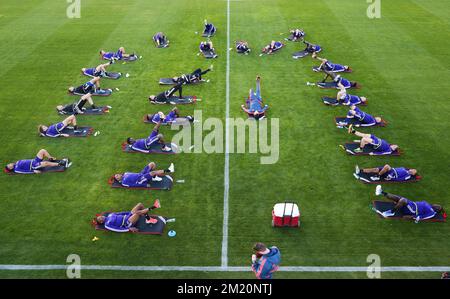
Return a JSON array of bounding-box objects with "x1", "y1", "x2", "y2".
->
[
  {"x1": 292, "y1": 50, "x2": 310, "y2": 58},
  {"x1": 342, "y1": 142, "x2": 401, "y2": 156},
  {"x1": 372, "y1": 201, "x2": 446, "y2": 222},
  {"x1": 151, "y1": 96, "x2": 199, "y2": 105},
  {"x1": 122, "y1": 55, "x2": 138, "y2": 61},
  {"x1": 335, "y1": 117, "x2": 386, "y2": 127},
  {"x1": 159, "y1": 78, "x2": 205, "y2": 85},
  {"x1": 312, "y1": 66, "x2": 352, "y2": 73},
  {"x1": 201, "y1": 50, "x2": 218, "y2": 58},
  {"x1": 42, "y1": 126, "x2": 94, "y2": 137},
  {"x1": 95, "y1": 212, "x2": 167, "y2": 234},
  {"x1": 122, "y1": 142, "x2": 178, "y2": 154},
  {"x1": 143, "y1": 115, "x2": 191, "y2": 125},
  {"x1": 355, "y1": 171, "x2": 421, "y2": 184},
  {"x1": 317, "y1": 82, "x2": 338, "y2": 89},
  {"x1": 83, "y1": 71, "x2": 121, "y2": 79},
  {"x1": 70, "y1": 89, "x2": 112, "y2": 96},
  {"x1": 57, "y1": 106, "x2": 110, "y2": 116},
  {"x1": 108, "y1": 175, "x2": 173, "y2": 190},
  {"x1": 321, "y1": 97, "x2": 367, "y2": 106}
]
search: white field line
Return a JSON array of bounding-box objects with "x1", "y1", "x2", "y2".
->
[
  {"x1": 1, "y1": 265, "x2": 450, "y2": 272},
  {"x1": 221, "y1": 0, "x2": 231, "y2": 268}
]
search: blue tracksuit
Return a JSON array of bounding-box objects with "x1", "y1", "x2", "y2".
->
[{"x1": 252, "y1": 247, "x2": 281, "y2": 279}]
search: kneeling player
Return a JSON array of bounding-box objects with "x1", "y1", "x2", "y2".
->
[
  {"x1": 127, "y1": 122, "x2": 171, "y2": 152},
  {"x1": 4, "y1": 149, "x2": 70, "y2": 174},
  {"x1": 348, "y1": 125, "x2": 399, "y2": 155},
  {"x1": 38, "y1": 115, "x2": 78, "y2": 137},
  {"x1": 375, "y1": 185, "x2": 442, "y2": 221},
  {"x1": 355, "y1": 164, "x2": 417, "y2": 182}
]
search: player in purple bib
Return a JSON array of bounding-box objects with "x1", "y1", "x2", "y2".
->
[
  {"x1": 38, "y1": 115, "x2": 78, "y2": 137},
  {"x1": 114, "y1": 162, "x2": 174, "y2": 187},
  {"x1": 348, "y1": 125, "x2": 399, "y2": 155},
  {"x1": 81, "y1": 61, "x2": 114, "y2": 78},
  {"x1": 375, "y1": 185, "x2": 443, "y2": 222},
  {"x1": 95, "y1": 201, "x2": 162, "y2": 232},
  {"x1": 153, "y1": 32, "x2": 168, "y2": 47},
  {"x1": 312, "y1": 52, "x2": 350, "y2": 73},
  {"x1": 4, "y1": 149, "x2": 70, "y2": 174},
  {"x1": 126, "y1": 122, "x2": 171, "y2": 153},
  {"x1": 355, "y1": 164, "x2": 417, "y2": 181}
]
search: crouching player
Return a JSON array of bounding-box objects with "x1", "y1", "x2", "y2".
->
[
  {"x1": 355, "y1": 164, "x2": 417, "y2": 182},
  {"x1": 95, "y1": 201, "x2": 162, "y2": 231},
  {"x1": 375, "y1": 185, "x2": 443, "y2": 222},
  {"x1": 114, "y1": 162, "x2": 175, "y2": 187},
  {"x1": 127, "y1": 122, "x2": 172, "y2": 152},
  {"x1": 4, "y1": 149, "x2": 71, "y2": 174},
  {"x1": 251, "y1": 242, "x2": 281, "y2": 279}
]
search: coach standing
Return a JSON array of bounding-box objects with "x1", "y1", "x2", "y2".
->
[{"x1": 251, "y1": 242, "x2": 281, "y2": 279}]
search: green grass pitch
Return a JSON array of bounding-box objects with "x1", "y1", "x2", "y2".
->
[{"x1": 0, "y1": 0, "x2": 449, "y2": 279}]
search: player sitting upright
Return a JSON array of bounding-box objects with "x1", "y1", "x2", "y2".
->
[
  {"x1": 375, "y1": 185, "x2": 443, "y2": 222},
  {"x1": 153, "y1": 32, "x2": 168, "y2": 47},
  {"x1": 235, "y1": 40, "x2": 251, "y2": 54},
  {"x1": 312, "y1": 52, "x2": 350, "y2": 73},
  {"x1": 203, "y1": 20, "x2": 216, "y2": 36},
  {"x1": 126, "y1": 122, "x2": 172, "y2": 153},
  {"x1": 355, "y1": 164, "x2": 417, "y2": 182},
  {"x1": 4, "y1": 149, "x2": 71, "y2": 174},
  {"x1": 288, "y1": 28, "x2": 305, "y2": 41},
  {"x1": 241, "y1": 76, "x2": 269, "y2": 120},
  {"x1": 348, "y1": 125, "x2": 399, "y2": 155},
  {"x1": 38, "y1": 115, "x2": 78, "y2": 137}
]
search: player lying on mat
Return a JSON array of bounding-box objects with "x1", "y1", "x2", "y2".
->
[
  {"x1": 337, "y1": 105, "x2": 381, "y2": 127},
  {"x1": 149, "y1": 82, "x2": 184, "y2": 104},
  {"x1": 172, "y1": 66, "x2": 213, "y2": 85},
  {"x1": 127, "y1": 122, "x2": 172, "y2": 152},
  {"x1": 235, "y1": 40, "x2": 251, "y2": 54},
  {"x1": 322, "y1": 71, "x2": 358, "y2": 89},
  {"x1": 81, "y1": 61, "x2": 115, "y2": 78},
  {"x1": 262, "y1": 41, "x2": 283, "y2": 54},
  {"x1": 4, "y1": 149, "x2": 71, "y2": 174},
  {"x1": 303, "y1": 40, "x2": 321, "y2": 53},
  {"x1": 312, "y1": 52, "x2": 350, "y2": 73},
  {"x1": 288, "y1": 28, "x2": 305, "y2": 41},
  {"x1": 348, "y1": 125, "x2": 398, "y2": 155},
  {"x1": 241, "y1": 76, "x2": 268, "y2": 120},
  {"x1": 38, "y1": 115, "x2": 78, "y2": 137},
  {"x1": 145, "y1": 107, "x2": 194, "y2": 124},
  {"x1": 114, "y1": 162, "x2": 175, "y2": 187},
  {"x1": 68, "y1": 77, "x2": 106, "y2": 95},
  {"x1": 335, "y1": 82, "x2": 367, "y2": 105},
  {"x1": 355, "y1": 164, "x2": 417, "y2": 182},
  {"x1": 203, "y1": 20, "x2": 216, "y2": 36},
  {"x1": 153, "y1": 32, "x2": 168, "y2": 47},
  {"x1": 375, "y1": 185, "x2": 442, "y2": 221},
  {"x1": 56, "y1": 93, "x2": 97, "y2": 115},
  {"x1": 100, "y1": 47, "x2": 136, "y2": 61},
  {"x1": 95, "y1": 201, "x2": 162, "y2": 231}
]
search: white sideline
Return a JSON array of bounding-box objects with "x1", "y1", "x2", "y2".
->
[
  {"x1": 221, "y1": 0, "x2": 231, "y2": 268},
  {"x1": 1, "y1": 265, "x2": 449, "y2": 272}
]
